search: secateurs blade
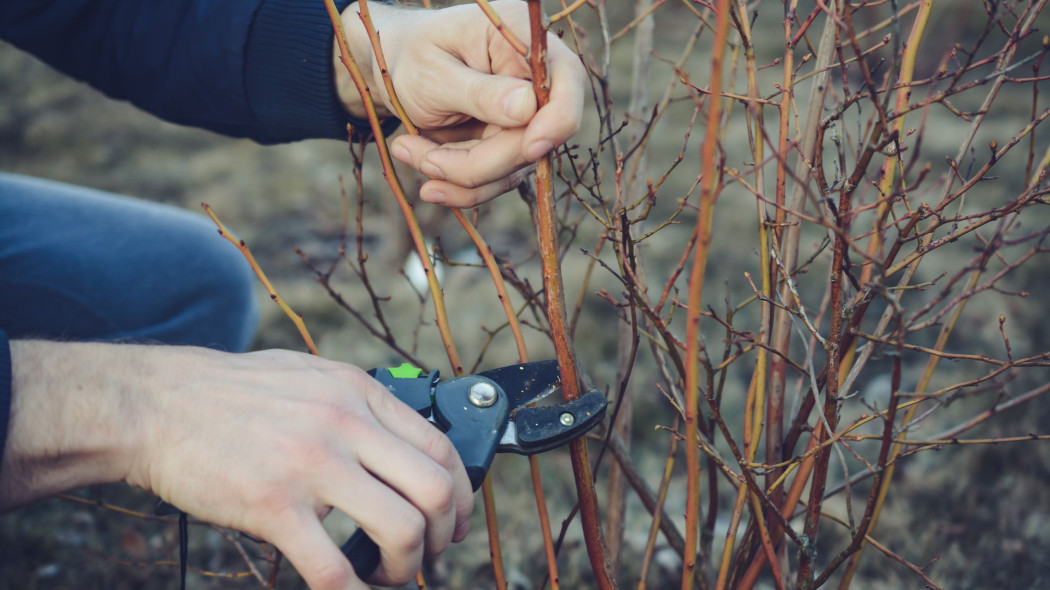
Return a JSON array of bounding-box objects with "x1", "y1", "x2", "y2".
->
[{"x1": 341, "y1": 360, "x2": 608, "y2": 580}]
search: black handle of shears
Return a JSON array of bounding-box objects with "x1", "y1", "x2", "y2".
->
[{"x1": 341, "y1": 531, "x2": 383, "y2": 581}]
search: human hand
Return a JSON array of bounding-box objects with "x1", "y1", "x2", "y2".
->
[
  {"x1": 335, "y1": 0, "x2": 585, "y2": 208},
  {"x1": 1, "y1": 341, "x2": 473, "y2": 589}
]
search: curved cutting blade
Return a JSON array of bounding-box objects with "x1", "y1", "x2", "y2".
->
[
  {"x1": 477, "y1": 359, "x2": 562, "y2": 409},
  {"x1": 498, "y1": 389, "x2": 608, "y2": 454}
]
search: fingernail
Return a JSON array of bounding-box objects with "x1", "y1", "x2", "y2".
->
[
  {"x1": 526, "y1": 140, "x2": 554, "y2": 162},
  {"x1": 503, "y1": 87, "x2": 532, "y2": 121},
  {"x1": 423, "y1": 190, "x2": 447, "y2": 205},
  {"x1": 391, "y1": 143, "x2": 410, "y2": 164},
  {"x1": 420, "y1": 160, "x2": 446, "y2": 181}
]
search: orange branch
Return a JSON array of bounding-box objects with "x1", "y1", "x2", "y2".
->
[
  {"x1": 202, "y1": 203, "x2": 319, "y2": 356},
  {"x1": 453, "y1": 208, "x2": 557, "y2": 587},
  {"x1": 683, "y1": 0, "x2": 729, "y2": 587},
  {"x1": 549, "y1": 0, "x2": 588, "y2": 23},
  {"x1": 357, "y1": 0, "x2": 419, "y2": 135},
  {"x1": 526, "y1": 0, "x2": 614, "y2": 586},
  {"x1": 475, "y1": 0, "x2": 529, "y2": 56}
]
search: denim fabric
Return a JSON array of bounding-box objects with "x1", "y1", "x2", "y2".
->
[{"x1": 0, "y1": 173, "x2": 259, "y2": 352}]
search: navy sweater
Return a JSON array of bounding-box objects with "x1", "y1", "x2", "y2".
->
[
  {"x1": 0, "y1": 0, "x2": 376, "y2": 143},
  {"x1": 0, "y1": 0, "x2": 399, "y2": 482}
]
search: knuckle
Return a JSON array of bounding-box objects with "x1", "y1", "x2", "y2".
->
[
  {"x1": 309, "y1": 558, "x2": 354, "y2": 590},
  {"x1": 420, "y1": 467, "x2": 457, "y2": 516},
  {"x1": 383, "y1": 563, "x2": 420, "y2": 587},
  {"x1": 469, "y1": 188, "x2": 499, "y2": 208},
  {"x1": 364, "y1": 382, "x2": 410, "y2": 417},
  {"x1": 329, "y1": 361, "x2": 371, "y2": 385},
  {"x1": 389, "y1": 508, "x2": 427, "y2": 556},
  {"x1": 459, "y1": 189, "x2": 493, "y2": 209},
  {"x1": 420, "y1": 426, "x2": 457, "y2": 466},
  {"x1": 466, "y1": 78, "x2": 492, "y2": 119},
  {"x1": 458, "y1": 492, "x2": 476, "y2": 524},
  {"x1": 440, "y1": 168, "x2": 483, "y2": 192}
]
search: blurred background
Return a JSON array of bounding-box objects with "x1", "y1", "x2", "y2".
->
[{"x1": 3, "y1": 1, "x2": 1050, "y2": 589}]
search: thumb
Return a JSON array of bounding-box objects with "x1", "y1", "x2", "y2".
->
[{"x1": 431, "y1": 64, "x2": 538, "y2": 128}]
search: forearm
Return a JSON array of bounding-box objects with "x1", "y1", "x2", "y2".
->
[{"x1": 0, "y1": 340, "x2": 147, "y2": 511}]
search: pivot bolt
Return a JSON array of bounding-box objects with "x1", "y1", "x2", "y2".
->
[
  {"x1": 468, "y1": 382, "x2": 498, "y2": 407},
  {"x1": 559, "y1": 412, "x2": 575, "y2": 426}
]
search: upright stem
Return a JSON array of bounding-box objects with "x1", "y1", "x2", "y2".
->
[
  {"x1": 453, "y1": 209, "x2": 560, "y2": 588},
  {"x1": 758, "y1": 6, "x2": 838, "y2": 581},
  {"x1": 526, "y1": 1, "x2": 615, "y2": 586},
  {"x1": 767, "y1": 0, "x2": 839, "y2": 501},
  {"x1": 834, "y1": 4, "x2": 934, "y2": 586},
  {"x1": 859, "y1": 0, "x2": 934, "y2": 284},
  {"x1": 608, "y1": 0, "x2": 655, "y2": 574},
  {"x1": 637, "y1": 421, "x2": 679, "y2": 589},
  {"x1": 683, "y1": 1, "x2": 729, "y2": 588},
  {"x1": 764, "y1": 1, "x2": 798, "y2": 543},
  {"x1": 795, "y1": 212, "x2": 846, "y2": 585},
  {"x1": 479, "y1": 477, "x2": 507, "y2": 588},
  {"x1": 796, "y1": 117, "x2": 884, "y2": 585}
]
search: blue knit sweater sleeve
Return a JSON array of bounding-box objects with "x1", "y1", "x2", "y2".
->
[{"x1": 0, "y1": 0, "x2": 393, "y2": 144}]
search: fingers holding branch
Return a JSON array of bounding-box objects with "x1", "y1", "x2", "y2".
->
[
  {"x1": 363, "y1": 0, "x2": 584, "y2": 207},
  {"x1": 521, "y1": 29, "x2": 585, "y2": 159}
]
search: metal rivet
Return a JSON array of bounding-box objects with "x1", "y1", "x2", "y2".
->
[
  {"x1": 468, "y1": 382, "x2": 498, "y2": 408},
  {"x1": 559, "y1": 412, "x2": 575, "y2": 426}
]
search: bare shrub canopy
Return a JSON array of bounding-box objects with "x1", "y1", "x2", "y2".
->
[{"x1": 306, "y1": 1, "x2": 1050, "y2": 588}]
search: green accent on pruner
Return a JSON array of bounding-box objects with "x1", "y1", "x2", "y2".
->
[{"x1": 388, "y1": 362, "x2": 423, "y2": 379}]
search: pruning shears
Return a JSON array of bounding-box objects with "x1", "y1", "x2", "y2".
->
[{"x1": 342, "y1": 360, "x2": 608, "y2": 580}]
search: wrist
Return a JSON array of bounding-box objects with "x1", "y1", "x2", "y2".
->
[
  {"x1": 0, "y1": 341, "x2": 147, "y2": 509},
  {"x1": 334, "y1": 1, "x2": 397, "y2": 121}
]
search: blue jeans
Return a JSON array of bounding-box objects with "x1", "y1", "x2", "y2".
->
[{"x1": 0, "y1": 173, "x2": 259, "y2": 351}]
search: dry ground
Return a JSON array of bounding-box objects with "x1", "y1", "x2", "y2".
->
[{"x1": 4, "y1": 3, "x2": 1050, "y2": 589}]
